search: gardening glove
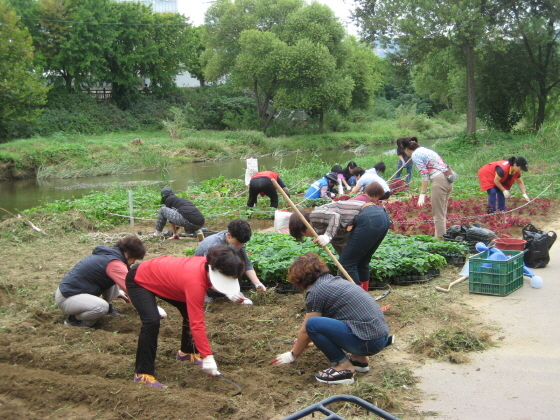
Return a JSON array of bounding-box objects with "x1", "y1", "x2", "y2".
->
[
  {"x1": 503, "y1": 190, "x2": 512, "y2": 199},
  {"x1": 226, "y1": 293, "x2": 245, "y2": 303},
  {"x1": 254, "y1": 282, "x2": 267, "y2": 292},
  {"x1": 522, "y1": 193, "x2": 530, "y2": 201},
  {"x1": 270, "y1": 351, "x2": 296, "y2": 365},
  {"x1": 201, "y1": 355, "x2": 220, "y2": 377},
  {"x1": 315, "y1": 234, "x2": 331, "y2": 247},
  {"x1": 157, "y1": 306, "x2": 167, "y2": 319},
  {"x1": 282, "y1": 187, "x2": 291, "y2": 198},
  {"x1": 117, "y1": 289, "x2": 130, "y2": 303},
  {"x1": 417, "y1": 194, "x2": 426, "y2": 207}
]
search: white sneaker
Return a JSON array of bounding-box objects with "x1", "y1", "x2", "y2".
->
[{"x1": 196, "y1": 229, "x2": 205, "y2": 241}]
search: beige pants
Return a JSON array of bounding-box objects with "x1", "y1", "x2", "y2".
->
[{"x1": 430, "y1": 173, "x2": 453, "y2": 238}]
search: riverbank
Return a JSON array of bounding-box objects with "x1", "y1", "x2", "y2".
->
[{"x1": 0, "y1": 117, "x2": 464, "y2": 181}]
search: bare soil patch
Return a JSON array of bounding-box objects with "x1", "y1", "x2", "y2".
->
[{"x1": 0, "y1": 206, "x2": 557, "y2": 420}]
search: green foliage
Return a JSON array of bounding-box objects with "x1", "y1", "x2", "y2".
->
[
  {"x1": 0, "y1": 1, "x2": 49, "y2": 140},
  {"x1": 243, "y1": 231, "x2": 456, "y2": 284}
]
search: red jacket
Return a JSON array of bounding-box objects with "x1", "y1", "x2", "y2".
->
[
  {"x1": 134, "y1": 256, "x2": 213, "y2": 357},
  {"x1": 478, "y1": 161, "x2": 521, "y2": 191},
  {"x1": 251, "y1": 170, "x2": 279, "y2": 181}
]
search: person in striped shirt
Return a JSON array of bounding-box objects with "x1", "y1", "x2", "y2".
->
[{"x1": 288, "y1": 182, "x2": 391, "y2": 290}]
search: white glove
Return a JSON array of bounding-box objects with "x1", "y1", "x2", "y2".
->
[
  {"x1": 315, "y1": 234, "x2": 331, "y2": 247},
  {"x1": 271, "y1": 351, "x2": 296, "y2": 365},
  {"x1": 226, "y1": 293, "x2": 245, "y2": 303},
  {"x1": 503, "y1": 190, "x2": 512, "y2": 199},
  {"x1": 157, "y1": 306, "x2": 167, "y2": 319},
  {"x1": 417, "y1": 194, "x2": 426, "y2": 207},
  {"x1": 117, "y1": 289, "x2": 130, "y2": 303},
  {"x1": 522, "y1": 193, "x2": 530, "y2": 201},
  {"x1": 201, "y1": 355, "x2": 220, "y2": 376},
  {"x1": 254, "y1": 283, "x2": 267, "y2": 292}
]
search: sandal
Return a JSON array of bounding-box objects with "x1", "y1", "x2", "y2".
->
[{"x1": 314, "y1": 368, "x2": 355, "y2": 385}]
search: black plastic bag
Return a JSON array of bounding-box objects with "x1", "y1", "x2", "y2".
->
[{"x1": 522, "y1": 224, "x2": 557, "y2": 268}]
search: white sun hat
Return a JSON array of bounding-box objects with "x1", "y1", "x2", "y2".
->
[{"x1": 208, "y1": 265, "x2": 240, "y2": 296}]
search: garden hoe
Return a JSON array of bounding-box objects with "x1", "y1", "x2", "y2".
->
[{"x1": 435, "y1": 260, "x2": 469, "y2": 293}]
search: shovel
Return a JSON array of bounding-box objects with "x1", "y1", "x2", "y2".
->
[{"x1": 434, "y1": 260, "x2": 469, "y2": 293}]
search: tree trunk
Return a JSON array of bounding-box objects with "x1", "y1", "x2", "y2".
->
[
  {"x1": 462, "y1": 39, "x2": 476, "y2": 136},
  {"x1": 535, "y1": 94, "x2": 547, "y2": 131},
  {"x1": 262, "y1": 107, "x2": 276, "y2": 134}
]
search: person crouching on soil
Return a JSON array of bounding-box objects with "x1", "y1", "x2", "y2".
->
[
  {"x1": 153, "y1": 186, "x2": 205, "y2": 240},
  {"x1": 55, "y1": 236, "x2": 146, "y2": 327},
  {"x1": 305, "y1": 172, "x2": 339, "y2": 200},
  {"x1": 126, "y1": 244, "x2": 245, "y2": 387},
  {"x1": 195, "y1": 218, "x2": 266, "y2": 305},
  {"x1": 289, "y1": 182, "x2": 391, "y2": 291},
  {"x1": 477, "y1": 156, "x2": 530, "y2": 213},
  {"x1": 270, "y1": 252, "x2": 394, "y2": 385}
]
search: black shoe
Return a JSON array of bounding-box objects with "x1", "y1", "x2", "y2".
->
[
  {"x1": 64, "y1": 315, "x2": 90, "y2": 327},
  {"x1": 349, "y1": 358, "x2": 369, "y2": 373},
  {"x1": 107, "y1": 304, "x2": 124, "y2": 316}
]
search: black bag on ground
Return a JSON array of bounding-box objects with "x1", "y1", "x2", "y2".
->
[{"x1": 522, "y1": 224, "x2": 557, "y2": 268}]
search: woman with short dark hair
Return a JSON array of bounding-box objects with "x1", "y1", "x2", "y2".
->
[
  {"x1": 55, "y1": 236, "x2": 146, "y2": 327},
  {"x1": 270, "y1": 253, "x2": 393, "y2": 385}
]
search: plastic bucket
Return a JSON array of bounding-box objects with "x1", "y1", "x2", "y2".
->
[{"x1": 493, "y1": 238, "x2": 527, "y2": 251}]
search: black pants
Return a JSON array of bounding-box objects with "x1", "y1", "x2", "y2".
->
[
  {"x1": 126, "y1": 264, "x2": 197, "y2": 375},
  {"x1": 247, "y1": 177, "x2": 278, "y2": 208}
]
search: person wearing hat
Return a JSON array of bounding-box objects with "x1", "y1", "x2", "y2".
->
[
  {"x1": 305, "y1": 172, "x2": 339, "y2": 200},
  {"x1": 126, "y1": 244, "x2": 245, "y2": 387},
  {"x1": 247, "y1": 170, "x2": 289, "y2": 209},
  {"x1": 478, "y1": 156, "x2": 530, "y2": 213},
  {"x1": 153, "y1": 187, "x2": 205, "y2": 240}
]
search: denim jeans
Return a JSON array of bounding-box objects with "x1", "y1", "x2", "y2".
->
[
  {"x1": 306, "y1": 317, "x2": 389, "y2": 366},
  {"x1": 338, "y1": 205, "x2": 391, "y2": 285},
  {"x1": 126, "y1": 265, "x2": 197, "y2": 375},
  {"x1": 487, "y1": 187, "x2": 506, "y2": 212},
  {"x1": 395, "y1": 161, "x2": 413, "y2": 184}
]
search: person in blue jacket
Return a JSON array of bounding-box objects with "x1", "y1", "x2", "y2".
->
[{"x1": 305, "y1": 172, "x2": 338, "y2": 200}]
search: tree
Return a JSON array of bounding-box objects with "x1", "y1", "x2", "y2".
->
[
  {"x1": 354, "y1": 0, "x2": 501, "y2": 136},
  {"x1": 499, "y1": 0, "x2": 560, "y2": 130},
  {"x1": 184, "y1": 26, "x2": 207, "y2": 87},
  {"x1": 345, "y1": 37, "x2": 384, "y2": 109},
  {"x1": 0, "y1": 1, "x2": 49, "y2": 139}
]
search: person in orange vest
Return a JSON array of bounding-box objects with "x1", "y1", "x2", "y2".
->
[
  {"x1": 478, "y1": 157, "x2": 530, "y2": 213},
  {"x1": 247, "y1": 170, "x2": 289, "y2": 208}
]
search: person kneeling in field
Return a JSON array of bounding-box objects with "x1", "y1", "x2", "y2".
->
[
  {"x1": 270, "y1": 253, "x2": 394, "y2": 384},
  {"x1": 55, "y1": 235, "x2": 146, "y2": 327},
  {"x1": 126, "y1": 244, "x2": 245, "y2": 388}
]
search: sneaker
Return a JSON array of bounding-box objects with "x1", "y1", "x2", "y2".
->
[
  {"x1": 315, "y1": 368, "x2": 355, "y2": 385},
  {"x1": 133, "y1": 373, "x2": 166, "y2": 388},
  {"x1": 349, "y1": 358, "x2": 369, "y2": 373},
  {"x1": 64, "y1": 315, "x2": 90, "y2": 327},
  {"x1": 107, "y1": 304, "x2": 124, "y2": 316},
  {"x1": 176, "y1": 351, "x2": 203, "y2": 365},
  {"x1": 386, "y1": 335, "x2": 396, "y2": 347},
  {"x1": 196, "y1": 229, "x2": 205, "y2": 241}
]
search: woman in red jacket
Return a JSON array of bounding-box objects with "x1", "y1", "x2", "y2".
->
[
  {"x1": 478, "y1": 157, "x2": 530, "y2": 213},
  {"x1": 126, "y1": 244, "x2": 245, "y2": 388},
  {"x1": 247, "y1": 170, "x2": 289, "y2": 208}
]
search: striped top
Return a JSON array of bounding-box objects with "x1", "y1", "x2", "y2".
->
[{"x1": 309, "y1": 199, "x2": 367, "y2": 245}]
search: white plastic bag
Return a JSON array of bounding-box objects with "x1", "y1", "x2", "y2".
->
[
  {"x1": 244, "y1": 157, "x2": 259, "y2": 185},
  {"x1": 274, "y1": 210, "x2": 292, "y2": 234}
]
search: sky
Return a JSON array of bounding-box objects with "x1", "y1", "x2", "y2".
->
[{"x1": 176, "y1": 0, "x2": 359, "y2": 36}]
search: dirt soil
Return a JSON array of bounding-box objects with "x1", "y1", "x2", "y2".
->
[{"x1": 0, "y1": 209, "x2": 557, "y2": 420}]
